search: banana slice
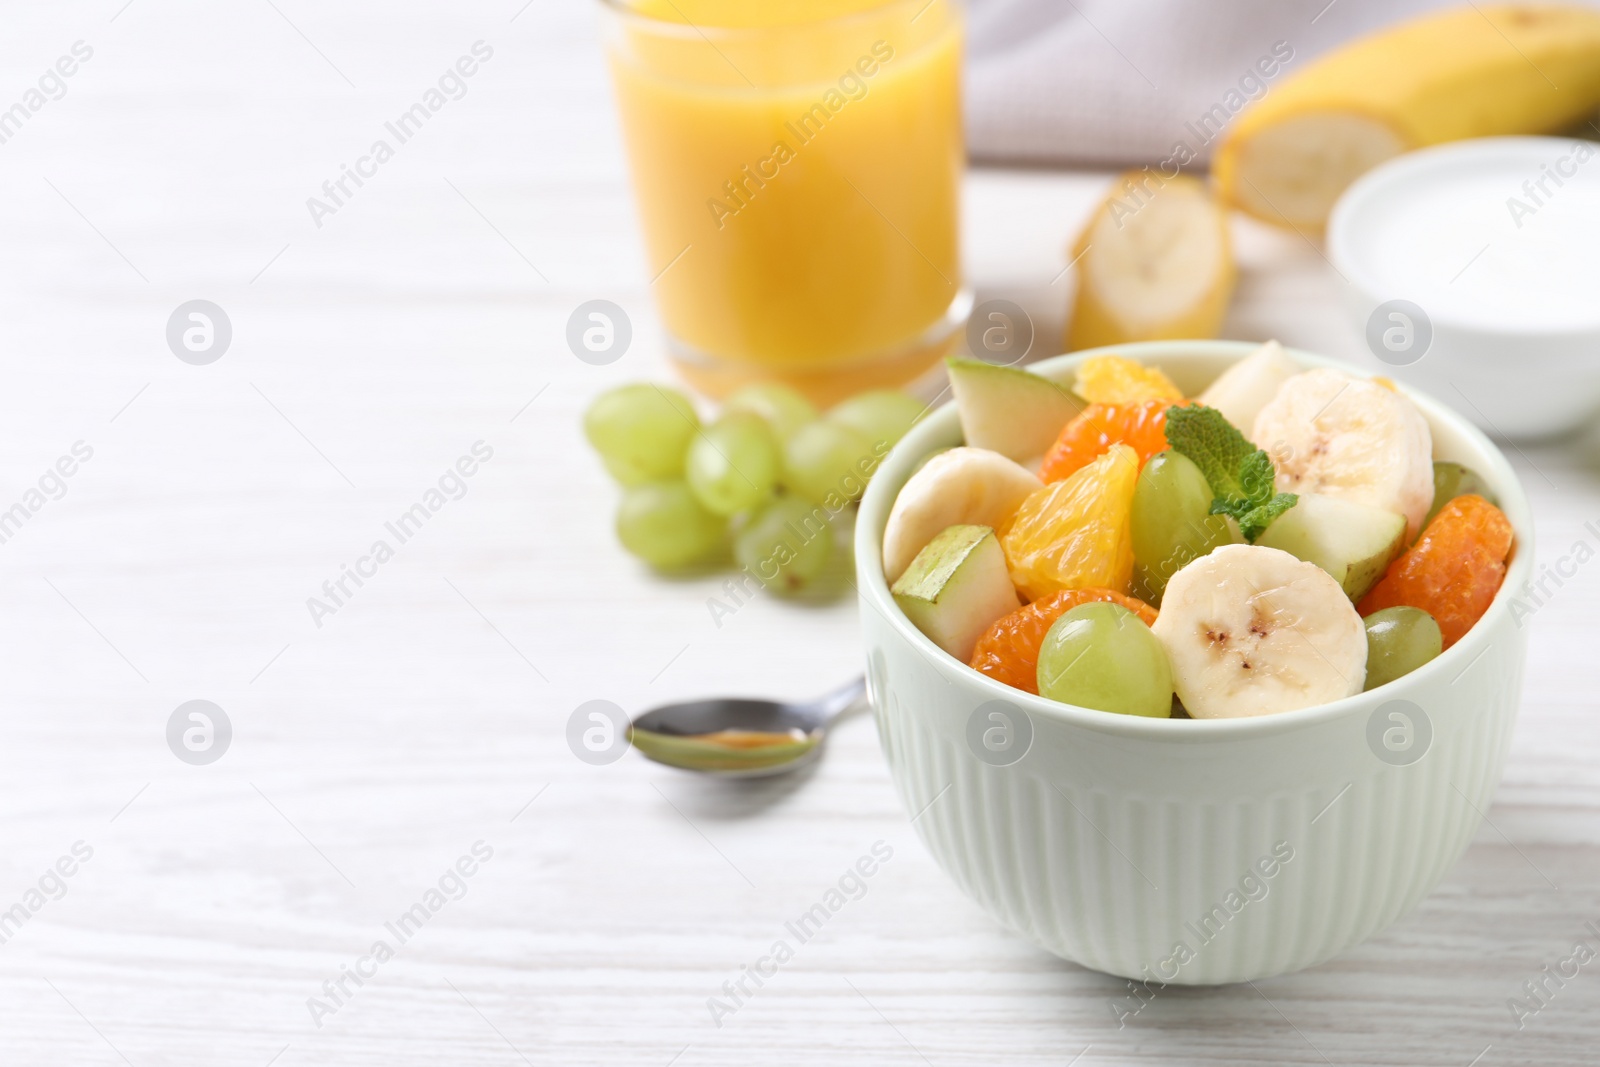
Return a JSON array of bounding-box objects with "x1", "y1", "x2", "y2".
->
[
  {"x1": 882, "y1": 447, "x2": 1042, "y2": 583},
  {"x1": 1151, "y1": 544, "x2": 1366, "y2": 719},
  {"x1": 1252, "y1": 368, "x2": 1433, "y2": 542},
  {"x1": 1197, "y1": 340, "x2": 1299, "y2": 441},
  {"x1": 1066, "y1": 173, "x2": 1235, "y2": 351}
]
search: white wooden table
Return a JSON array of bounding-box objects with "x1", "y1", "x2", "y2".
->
[{"x1": 0, "y1": 2, "x2": 1595, "y2": 1064}]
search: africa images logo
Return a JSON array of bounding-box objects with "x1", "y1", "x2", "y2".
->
[
  {"x1": 305, "y1": 42, "x2": 495, "y2": 228},
  {"x1": 703, "y1": 41, "x2": 895, "y2": 230},
  {"x1": 305, "y1": 442, "x2": 494, "y2": 628}
]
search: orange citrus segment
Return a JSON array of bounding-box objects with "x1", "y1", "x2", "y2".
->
[
  {"x1": 970, "y1": 588, "x2": 1158, "y2": 694},
  {"x1": 1072, "y1": 355, "x2": 1185, "y2": 405},
  {"x1": 1357, "y1": 494, "x2": 1513, "y2": 648},
  {"x1": 1001, "y1": 444, "x2": 1138, "y2": 601},
  {"x1": 1038, "y1": 399, "x2": 1191, "y2": 483}
]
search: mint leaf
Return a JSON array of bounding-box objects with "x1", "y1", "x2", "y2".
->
[
  {"x1": 1231, "y1": 493, "x2": 1299, "y2": 542},
  {"x1": 1236, "y1": 449, "x2": 1276, "y2": 504},
  {"x1": 1163, "y1": 404, "x2": 1297, "y2": 542}
]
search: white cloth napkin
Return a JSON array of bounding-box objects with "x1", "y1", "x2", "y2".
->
[{"x1": 964, "y1": 0, "x2": 1488, "y2": 166}]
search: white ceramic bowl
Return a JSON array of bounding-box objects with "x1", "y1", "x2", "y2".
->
[
  {"x1": 1328, "y1": 137, "x2": 1600, "y2": 439},
  {"x1": 855, "y1": 341, "x2": 1534, "y2": 985}
]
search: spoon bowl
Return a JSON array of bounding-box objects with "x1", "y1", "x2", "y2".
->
[{"x1": 629, "y1": 677, "x2": 865, "y2": 777}]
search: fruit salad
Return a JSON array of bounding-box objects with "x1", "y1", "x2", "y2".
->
[{"x1": 884, "y1": 344, "x2": 1516, "y2": 719}]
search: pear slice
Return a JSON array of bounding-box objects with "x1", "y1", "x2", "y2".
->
[
  {"x1": 1196, "y1": 340, "x2": 1299, "y2": 442},
  {"x1": 891, "y1": 524, "x2": 1021, "y2": 662},
  {"x1": 882, "y1": 447, "x2": 1041, "y2": 583},
  {"x1": 947, "y1": 357, "x2": 1081, "y2": 464},
  {"x1": 1256, "y1": 493, "x2": 1405, "y2": 602}
]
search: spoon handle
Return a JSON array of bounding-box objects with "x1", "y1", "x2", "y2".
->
[{"x1": 815, "y1": 675, "x2": 868, "y2": 722}]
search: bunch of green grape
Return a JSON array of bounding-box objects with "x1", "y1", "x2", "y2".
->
[{"x1": 583, "y1": 381, "x2": 925, "y2": 593}]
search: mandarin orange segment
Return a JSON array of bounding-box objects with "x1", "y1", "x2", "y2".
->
[
  {"x1": 1072, "y1": 355, "x2": 1185, "y2": 405},
  {"x1": 1001, "y1": 444, "x2": 1138, "y2": 601},
  {"x1": 1038, "y1": 399, "x2": 1190, "y2": 483},
  {"x1": 970, "y1": 588, "x2": 1158, "y2": 694},
  {"x1": 1357, "y1": 494, "x2": 1513, "y2": 648}
]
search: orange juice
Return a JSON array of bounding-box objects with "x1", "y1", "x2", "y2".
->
[{"x1": 602, "y1": 0, "x2": 965, "y2": 402}]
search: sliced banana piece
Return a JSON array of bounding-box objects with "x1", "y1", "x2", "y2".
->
[
  {"x1": 1152, "y1": 544, "x2": 1366, "y2": 719},
  {"x1": 1066, "y1": 173, "x2": 1235, "y2": 351},
  {"x1": 1197, "y1": 340, "x2": 1299, "y2": 441},
  {"x1": 1252, "y1": 368, "x2": 1433, "y2": 542},
  {"x1": 882, "y1": 447, "x2": 1042, "y2": 583}
]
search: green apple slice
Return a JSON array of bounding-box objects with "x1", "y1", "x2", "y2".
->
[
  {"x1": 891, "y1": 524, "x2": 1021, "y2": 661},
  {"x1": 1256, "y1": 493, "x2": 1405, "y2": 602},
  {"x1": 947, "y1": 357, "x2": 1081, "y2": 464}
]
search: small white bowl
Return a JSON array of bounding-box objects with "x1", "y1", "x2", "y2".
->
[
  {"x1": 1328, "y1": 136, "x2": 1600, "y2": 439},
  {"x1": 855, "y1": 341, "x2": 1533, "y2": 985}
]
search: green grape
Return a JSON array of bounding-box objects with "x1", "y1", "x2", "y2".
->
[
  {"x1": 723, "y1": 382, "x2": 818, "y2": 443},
  {"x1": 782, "y1": 419, "x2": 877, "y2": 504},
  {"x1": 734, "y1": 495, "x2": 833, "y2": 593},
  {"x1": 1363, "y1": 606, "x2": 1442, "y2": 690},
  {"x1": 1129, "y1": 450, "x2": 1240, "y2": 604},
  {"x1": 826, "y1": 390, "x2": 926, "y2": 453},
  {"x1": 686, "y1": 412, "x2": 781, "y2": 516},
  {"x1": 1037, "y1": 603, "x2": 1172, "y2": 717},
  {"x1": 1426, "y1": 461, "x2": 1496, "y2": 528},
  {"x1": 615, "y1": 481, "x2": 726, "y2": 570},
  {"x1": 584, "y1": 384, "x2": 699, "y2": 486}
]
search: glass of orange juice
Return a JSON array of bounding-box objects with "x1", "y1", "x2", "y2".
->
[{"x1": 600, "y1": 0, "x2": 967, "y2": 404}]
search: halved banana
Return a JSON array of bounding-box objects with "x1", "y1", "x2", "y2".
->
[
  {"x1": 882, "y1": 447, "x2": 1042, "y2": 583},
  {"x1": 1252, "y1": 368, "x2": 1433, "y2": 542},
  {"x1": 1151, "y1": 544, "x2": 1366, "y2": 719}
]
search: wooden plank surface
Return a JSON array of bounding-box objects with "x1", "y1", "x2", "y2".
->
[{"x1": 0, "y1": 2, "x2": 1594, "y2": 1064}]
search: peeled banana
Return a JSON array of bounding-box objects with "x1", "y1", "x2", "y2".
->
[
  {"x1": 1213, "y1": 4, "x2": 1600, "y2": 231},
  {"x1": 1253, "y1": 369, "x2": 1435, "y2": 543}
]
